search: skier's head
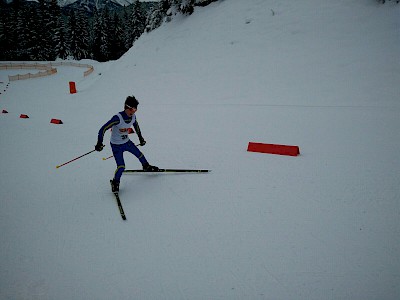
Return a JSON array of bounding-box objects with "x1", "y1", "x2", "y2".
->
[{"x1": 125, "y1": 95, "x2": 139, "y2": 110}]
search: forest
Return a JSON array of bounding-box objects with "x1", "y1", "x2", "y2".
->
[{"x1": 0, "y1": 0, "x2": 218, "y2": 62}]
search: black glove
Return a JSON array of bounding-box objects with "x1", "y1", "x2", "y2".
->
[
  {"x1": 139, "y1": 138, "x2": 146, "y2": 146},
  {"x1": 95, "y1": 142, "x2": 104, "y2": 152}
]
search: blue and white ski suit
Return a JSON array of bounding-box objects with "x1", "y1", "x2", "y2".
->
[{"x1": 98, "y1": 111, "x2": 148, "y2": 182}]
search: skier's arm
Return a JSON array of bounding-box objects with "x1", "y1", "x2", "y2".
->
[
  {"x1": 97, "y1": 115, "x2": 120, "y2": 145},
  {"x1": 133, "y1": 119, "x2": 146, "y2": 145}
]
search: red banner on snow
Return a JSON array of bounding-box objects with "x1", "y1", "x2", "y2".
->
[{"x1": 247, "y1": 142, "x2": 300, "y2": 156}]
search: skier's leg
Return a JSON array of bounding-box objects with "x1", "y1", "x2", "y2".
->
[
  {"x1": 125, "y1": 140, "x2": 148, "y2": 166},
  {"x1": 125, "y1": 140, "x2": 159, "y2": 171},
  {"x1": 111, "y1": 143, "x2": 126, "y2": 182}
]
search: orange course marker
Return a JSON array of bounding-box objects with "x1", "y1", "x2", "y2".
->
[{"x1": 69, "y1": 81, "x2": 77, "y2": 94}]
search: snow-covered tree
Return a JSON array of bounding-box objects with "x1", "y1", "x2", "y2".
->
[
  {"x1": 195, "y1": 0, "x2": 218, "y2": 7},
  {"x1": 91, "y1": 8, "x2": 112, "y2": 61},
  {"x1": 179, "y1": 0, "x2": 195, "y2": 15},
  {"x1": 56, "y1": 22, "x2": 68, "y2": 60},
  {"x1": 47, "y1": 0, "x2": 63, "y2": 60},
  {"x1": 109, "y1": 12, "x2": 126, "y2": 60},
  {"x1": 36, "y1": 0, "x2": 55, "y2": 60},
  {"x1": 121, "y1": 6, "x2": 132, "y2": 50},
  {"x1": 67, "y1": 9, "x2": 90, "y2": 60},
  {"x1": 100, "y1": 8, "x2": 112, "y2": 61},
  {"x1": 76, "y1": 9, "x2": 90, "y2": 59},
  {"x1": 146, "y1": 0, "x2": 203, "y2": 32},
  {"x1": 0, "y1": 0, "x2": 13, "y2": 60},
  {"x1": 146, "y1": 0, "x2": 170, "y2": 32},
  {"x1": 17, "y1": 3, "x2": 38, "y2": 60},
  {"x1": 129, "y1": 0, "x2": 146, "y2": 45}
]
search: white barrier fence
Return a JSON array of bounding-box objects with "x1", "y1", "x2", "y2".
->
[{"x1": 0, "y1": 62, "x2": 94, "y2": 81}]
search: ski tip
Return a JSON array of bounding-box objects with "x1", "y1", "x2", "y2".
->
[{"x1": 56, "y1": 165, "x2": 60, "y2": 169}]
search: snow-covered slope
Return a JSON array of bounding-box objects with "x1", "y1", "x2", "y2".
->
[{"x1": 1, "y1": 0, "x2": 399, "y2": 299}]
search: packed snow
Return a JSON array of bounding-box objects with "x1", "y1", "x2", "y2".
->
[{"x1": 1, "y1": 0, "x2": 399, "y2": 299}]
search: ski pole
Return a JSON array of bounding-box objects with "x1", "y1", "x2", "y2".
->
[{"x1": 56, "y1": 149, "x2": 96, "y2": 169}]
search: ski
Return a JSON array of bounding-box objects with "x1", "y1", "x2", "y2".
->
[
  {"x1": 124, "y1": 169, "x2": 210, "y2": 174},
  {"x1": 110, "y1": 180, "x2": 126, "y2": 220}
]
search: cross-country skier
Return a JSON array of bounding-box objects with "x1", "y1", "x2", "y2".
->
[{"x1": 95, "y1": 95, "x2": 158, "y2": 192}]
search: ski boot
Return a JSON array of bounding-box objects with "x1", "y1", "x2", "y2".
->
[
  {"x1": 143, "y1": 163, "x2": 159, "y2": 172},
  {"x1": 110, "y1": 179, "x2": 120, "y2": 193}
]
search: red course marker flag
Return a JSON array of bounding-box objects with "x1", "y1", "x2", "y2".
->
[
  {"x1": 247, "y1": 142, "x2": 300, "y2": 156},
  {"x1": 50, "y1": 118, "x2": 63, "y2": 124},
  {"x1": 69, "y1": 81, "x2": 77, "y2": 94}
]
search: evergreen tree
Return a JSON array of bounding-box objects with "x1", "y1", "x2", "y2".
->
[
  {"x1": 109, "y1": 12, "x2": 125, "y2": 60},
  {"x1": 146, "y1": 0, "x2": 169, "y2": 32},
  {"x1": 36, "y1": 0, "x2": 54, "y2": 60},
  {"x1": 167, "y1": 0, "x2": 197, "y2": 15},
  {"x1": 122, "y1": 6, "x2": 132, "y2": 50},
  {"x1": 18, "y1": 2, "x2": 38, "y2": 60},
  {"x1": 195, "y1": 0, "x2": 218, "y2": 7},
  {"x1": 75, "y1": 9, "x2": 90, "y2": 59},
  {"x1": 67, "y1": 9, "x2": 90, "y2": 60},
  {"x1": 47, "y1": 0, "x2": 63, "y2": 60},
  {"x1": 91, "y1": 8, "x2": 103, "y2": 61},
  {"x1": 6, "y1": 0, "x2": 22, "y2": 59},
  {"x1": 100, "y1": 8, "x2": 111, "y2": 61},
  {"x1": 180, "y1": 0, "x2": 195, "y2": 15},
  {"x1": 56, "y1": 21, "x2": 68, "y2": 60},
  {"x1": 167, "y1": 0, "x2": 180, "y2": 17},
  {"x1": 92, "y1": 8, "x2": 111, "y2": 61},
  {"x1": 129, "y1": 0, "x2": 146, "y2": 45},
  {"x1": 0, "y1": 0, "x2": 12, "y2": 60},
  {"x1": 10, "y1": 0, "x2": 30, "y2": 60}
]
